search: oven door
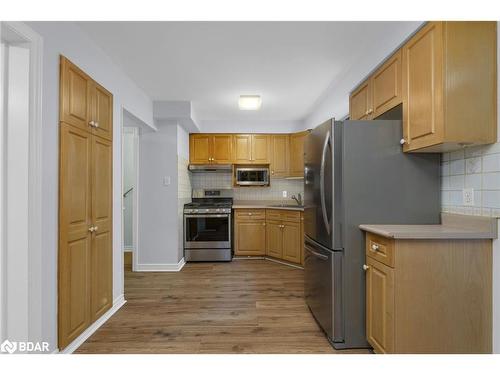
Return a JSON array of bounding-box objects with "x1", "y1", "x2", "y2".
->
[{"x1": 184, "y1": 214, "x2": 231, "y2": 249}]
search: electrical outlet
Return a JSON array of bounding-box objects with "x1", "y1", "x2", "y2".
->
[
  {"x1": 463, "y1": 188, "x2": 474, "y2": 206},
  {"x1": 163, "y1": 176, "x2": 171, "y2": 186},
  {"x1": 282, "y1": 190, "x2": 287, "y2": 198}
]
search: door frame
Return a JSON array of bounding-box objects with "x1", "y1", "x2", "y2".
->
[
  {"x1": 0, "y1": 21, "x2": 43, "y2": 344},
  {"x1": 121, "y1": 116, "x2": 140, "y2": 272}
]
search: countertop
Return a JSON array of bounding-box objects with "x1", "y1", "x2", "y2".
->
[
  {"x1": 359, "y1": 213, "x2": 497, "y2": 240},
  {"x1": 232, "y1": 200, "x2": 304, "y2": 211}
]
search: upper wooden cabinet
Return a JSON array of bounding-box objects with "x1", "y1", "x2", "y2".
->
[
  {"x1": 60, "y1": 56, "x2": 113, "y2": 141},
  {"x1": 289, "y1": 131, "x2": 309, "y2": 177},
  {"x1": 233, "y1": 134, "x2": 270, "y2": 164},
  {"x1": 350, "y1": 50, "x2": 402, "y2": 121},
  {"x1": 189, "y1": 134, "x2": 233, "y2": 164},
  {"x1": 270, "y1": 135, "x2": 289, "y2": 177},
  {"x1": 401, "y1": 21, "x2": 497, "y2": 152},
  {"x1": 350, "y1": 80, "x2": 373, "y2": 120}
]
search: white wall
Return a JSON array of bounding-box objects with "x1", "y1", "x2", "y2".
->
[
  {"x1": 303, "y1": 22, "x2": 423, "y2": 128},
  {"x1": 199, "y1": 119, "x2": 305, "y2": 133},
  {"x1": 138, "y1": 122, "x2": 181, "y2": 267},
  {"x1": 26, "y1": 21, "x2": 155, "y2": 351}
]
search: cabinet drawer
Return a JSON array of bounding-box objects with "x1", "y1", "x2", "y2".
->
[
  {"x1": 282, "y1": 210, "x2": 301, "y2": 223},
  {"x1": 235, "y1": 209, "x2": 266, "y2": 220},
  {"x1": 366, "y1": 233, "x2": 394, "y2": 267}
]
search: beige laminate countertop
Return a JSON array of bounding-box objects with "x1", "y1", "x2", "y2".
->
[
  {"x1": 232, "y1": 200, "x2": 304, "y2": 211},
  {"x1": 359, "y1": 213, "x2": 498, "y2": 240}
]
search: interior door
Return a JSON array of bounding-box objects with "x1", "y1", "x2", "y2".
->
[
  {"x1": 91, "y1": 82, "x2": 113, "y2": 141},
  {"x1": 58, "y1": 123, "x2": 92, "y2": 348},
  {"x1": 60, "y1": 56, "x2": 91, "y2": 132},
  {"x1": 90, "y1": 135, "x2": 113, "y2": 321}
]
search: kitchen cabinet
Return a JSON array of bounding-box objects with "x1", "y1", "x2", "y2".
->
[
  {"x1": 189, "y1": 134, "x2": 233, "y2": 164},
  {"x1": 349, "y1": 80, "x2": 372, "y2": 120},
  {"x1": 59, "y1": 57, "x2": 113, "y2": 350},
  {"x1": 289, "y1": 131, "x2": 309, "y2": 177},
  {"x1": 349, "y1": 50, "x2": 402, "y2": 121},
  {"x1": 60, "y1": 56, "x2": 113, "y2": 141},
  {"x1": 234, "y1": 209, "x2": 266, "y2": 256},
  {"x1": 233, "y1": 134, "x2": 270, "y2": 164},
  {"x1": 270, "y1": 134, "x2": 289, "y2": 177},
  {"x1": 265, "y1": 209, "x2": 302, "y2": 264},
  {"x1": 401, "y1": 21, "x2": 496, "y2": 152},
  {"x1": 363, "y1": 231, "x2": 492, "y2": 353}
]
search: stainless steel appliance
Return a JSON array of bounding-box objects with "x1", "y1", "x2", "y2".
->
[
  {"x1": 184, "y1": 189, "x2": 233, "y2": 261},
  {"x1": 304, "y1": 118, "x2": 440, "y2": 349},
  {"x1": 235, "y1": 166, "x2": 269, "y2": 186}
]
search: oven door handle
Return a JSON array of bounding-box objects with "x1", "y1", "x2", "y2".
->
[{"x1": 184, "y1": 214, "x2": 230, "y2": 218}]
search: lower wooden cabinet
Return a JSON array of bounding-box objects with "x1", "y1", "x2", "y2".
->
[
  {"x1": 363, "y1": 232, "x2": 492, "y2": 353},
  {"x1": 234, "y1": 208, "x2": 303, "y2": 265},
  {"x1": 234, "y1": 210, "x2": 266, "y2": 256}
]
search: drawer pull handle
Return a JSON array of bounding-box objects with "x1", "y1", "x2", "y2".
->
[
  {"x1": 371, "y1": 244, "x2": 380, "y2": 252},
  {"x1": 363, "y1": 264, "x2": 370, "y2": 271}
]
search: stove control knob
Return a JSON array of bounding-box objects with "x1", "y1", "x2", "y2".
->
[{"x1": 194, "y1": 209, "x2": 198, "y2": 213}]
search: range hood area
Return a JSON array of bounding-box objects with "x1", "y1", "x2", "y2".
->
[{"x1": 188, "y1": 164, "x2": 232, "y2": 172}]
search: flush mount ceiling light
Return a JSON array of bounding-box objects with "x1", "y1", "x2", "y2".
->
[{"x1": 238, "y1": 95, "x2": 262, "y2": 110}]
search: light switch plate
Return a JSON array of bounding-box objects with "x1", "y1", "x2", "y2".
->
[
  {"x1": 163, "y1": 176, "x2": 171, "y2": 186},
  {"x1": 463, "y1": 188, "x2": 474, "y2": 206}
]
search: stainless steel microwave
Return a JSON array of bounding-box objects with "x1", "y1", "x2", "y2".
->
[{"x1": 235, "y1": 167, "x2": 270, "y2": 186}]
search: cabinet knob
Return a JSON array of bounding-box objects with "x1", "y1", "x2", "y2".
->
[
  {"x1": 94, "y1": 226, "x2": 98, "y2": 232},
  {"x1": 248, "y1": 213, "x2": 252, "y2": 216},
  {"x1": 89, "y1": 121, "x2": 95, "y2": 127},
  {"x1": 371, "y1": 244, "x2": 380, "y2": 252},
  {"x1": 94, "y1": 121, "x2": 99, "y2": 128},
  {"x1": 367, "y1": 108, "x2": 373, "y2": 115},
  {"x1": 262, "y1": 222, "x2": 266, "y2": 226},
  {"x1": 88, "y1": 226, "x2": 95, "y2": 233},
  {"x1": 363, "y1": 264, "x2": 370, "y2": 271},
  {"x1": 400, "y1": 138, "x2": 406, "y2": 145}
]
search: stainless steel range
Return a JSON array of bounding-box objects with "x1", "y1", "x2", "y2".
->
[{"x1": 183, "y1": 189, "x2": 233, "y2": 262}]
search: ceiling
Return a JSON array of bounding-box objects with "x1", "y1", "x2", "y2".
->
[{"x1": 78, "y1": 22, "x2": 419, "y2": 123}]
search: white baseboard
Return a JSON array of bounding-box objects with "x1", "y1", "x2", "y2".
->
[
  {"x1": 123, "y1": 246, "x2": 134, "y2": 252},
  {"x1": 59, "y1": 294, "x2": 126, "y2": 354},
  {"x1": 135, "y1": 257, "x2": 185, "y2": 272}
]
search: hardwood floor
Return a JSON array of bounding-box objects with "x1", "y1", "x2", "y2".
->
[{"x1": 76, "y1": 259, "x2": 370, "y2": 354}]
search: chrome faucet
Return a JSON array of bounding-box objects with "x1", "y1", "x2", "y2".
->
[{"x1": 291, "y1": 193, "x2": 302, "y2": 206}]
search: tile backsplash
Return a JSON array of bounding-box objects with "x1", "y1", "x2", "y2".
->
[
  {"x1": 441, "y1": 143, "x2": 500, "y2": 217},
  {"x1": 190, "y1": 172, "x2": 304, "y2": 201}
]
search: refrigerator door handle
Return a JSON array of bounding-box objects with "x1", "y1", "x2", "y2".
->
[
  {"x1": 305, "y1": 245, "x2": 329, "y2": 260},
  {"x1": 320, "y1": 131, "x2": 331, "y2": 235}
]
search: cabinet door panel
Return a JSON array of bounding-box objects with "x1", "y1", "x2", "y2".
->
[
  {"x1": 190, "y1": 134, "x2": 211, "y2": 164},
  {"x1": 233, "y1": 134, "x2": 252, "y2": 163},
  {"x1": 251, "y1": 134, "x2": 270, "y2": 164},
  {"x1": 373, "y1": 50, "x2": 402, "y2": 117},
  {"x1": 282, "y1": 221, "x2": 301, "y2": 263},
  {"x1": 350, "y1": 80, "x2": 372, "y2": 120},
  {"x1": 266, "y1": 221, "x2": 283, "y2": 259},
  {"x1": 92, "y1": 83, "x2": 113, "y2": 141},
  {"x1": 60, "y1": 57, "x2": 91, "y2": 131},
  {"x1": 271, "y1": 135, "x2": 289, "y2": 177},
  {"x1": 235, "y1": 220, "x2": 266, "y2": 256},
  {"x1": 58, "y1": 123, "x2": 92, "y2": 349},
  {"x1": 366, "y1": 257, "x2": 394, "y2": 354},
  {"x1": 289, "y1": 131, "x2": 308, "y2": 177},
  {"x1": 212, "y1": 134, "x2": 233, "y2": 163},
  {"x1": 402, "y1": 22, "x2": 444, "y2": 150},
  {"x1": 91, "y1": 136, "x2": 113, "y2": 321}
]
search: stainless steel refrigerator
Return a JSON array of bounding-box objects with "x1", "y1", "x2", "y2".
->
[{"x1": 303, "y1": 118, "x2": 440, "y2": 349}]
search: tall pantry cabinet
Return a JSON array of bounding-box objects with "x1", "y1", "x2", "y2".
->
[{"x1": 58, "y1": 56, "x2": 113, "y2": 349}]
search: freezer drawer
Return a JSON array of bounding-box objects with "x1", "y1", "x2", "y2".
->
[{"x1": 304, "y1": 236, "x2": 343, "y2": 343}]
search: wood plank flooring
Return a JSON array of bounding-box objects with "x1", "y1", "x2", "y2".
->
[{"x1": 76, "y1": 259, "x2": 370, "y2": 354}]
